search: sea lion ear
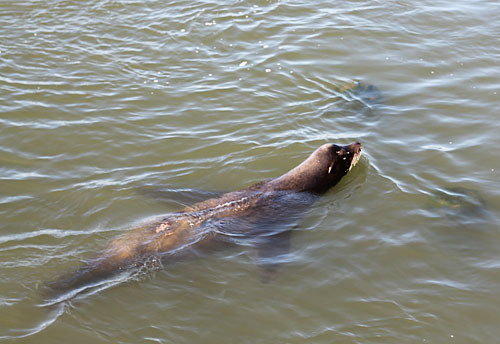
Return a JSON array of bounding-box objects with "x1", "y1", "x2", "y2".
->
[{"x1": 328, "y1": 162, "x2": 334, "y2": 174}]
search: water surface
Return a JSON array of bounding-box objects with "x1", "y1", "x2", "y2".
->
[{"x1": 1, "y1": 0, "x2": 499, "y2": 343}]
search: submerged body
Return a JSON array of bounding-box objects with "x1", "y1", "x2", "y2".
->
[{"x1": 45, "y1": 142, "x2": 362, "y2": 301}]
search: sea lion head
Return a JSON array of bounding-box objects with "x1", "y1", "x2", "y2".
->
[
  {"x1": 314, "y1": 141, "x2": 362, "y2": 192},
  {"x1": 272, "y1": 142, "x2": 362, "y2": 194}
]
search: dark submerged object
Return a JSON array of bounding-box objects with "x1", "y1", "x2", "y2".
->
[
  {"x1": 335, "y1": 81, "x2": 383, "y2": 106},
  {"x1": 43, "y1": 142, "x2": 362, "y2": 302},
  {"x1": 429, "y1": 187, "x2": 487, "y2": 221}
]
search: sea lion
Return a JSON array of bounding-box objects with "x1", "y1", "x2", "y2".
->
[{"x1": 44, "y1": 142, "x2": 362, "y2": 301}]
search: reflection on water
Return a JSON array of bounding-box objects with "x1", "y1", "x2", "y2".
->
[{"x1": 1, "y1": 0, "x2": 500, "y2": 343}]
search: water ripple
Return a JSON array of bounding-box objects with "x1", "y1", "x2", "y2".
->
[{"x1": 1, "y1": 0, "x2": 500, "y2": 342}]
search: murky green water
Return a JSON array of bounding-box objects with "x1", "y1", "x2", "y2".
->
[{"x1": 1, "y1": 0, "x2": 499, "y2": 342}]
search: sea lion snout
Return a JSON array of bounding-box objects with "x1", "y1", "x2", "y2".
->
[
  {"x1": 350, "y1": 141, "x2": 362, "y2": 150},
  {"x1": 345, "y1": 141, "x2": 362, "y2": 171},
  {"x1": 341, "y1": 141, "x2": 362, "y2": 154},
  {"x1": 329, "y1": 141, "x2": 362, "y2": 158},
  {"x1": 326, "y1": 141, "x2": 362, "y2": 176}
]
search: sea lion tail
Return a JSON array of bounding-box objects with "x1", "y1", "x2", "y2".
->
[{"x1": 40, "y1": 257, "x2": 130, "y2": 305}]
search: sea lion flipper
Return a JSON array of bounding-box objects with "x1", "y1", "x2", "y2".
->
[{"x1": 255, "y1": 230, "x2": 291, "y2": 283}]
